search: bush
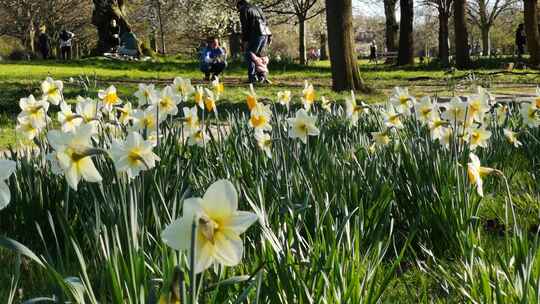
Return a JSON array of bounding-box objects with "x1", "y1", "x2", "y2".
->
[{"x1": 8, "y1": 49, "x2": 36, "y2": 61}]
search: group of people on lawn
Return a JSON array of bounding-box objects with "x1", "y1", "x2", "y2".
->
[{"x1": 200, "y1": 0, "x2": 272, "y2": 84}]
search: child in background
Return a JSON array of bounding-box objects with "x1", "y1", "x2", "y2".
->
[{"x1": 250, "y1": 50, "x2": 271, "y2": 84}]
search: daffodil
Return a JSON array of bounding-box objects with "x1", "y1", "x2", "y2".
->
[
  {"x1": 287, "y1": 109, "x2": 319, "y2": 144},
  {"x1": 467, "y1": 153, "x2": 495, "y2": 197},
  {"x1": 0, "y1": 159, "x2": 16, "y2": 210},
  {"x1": 371, "y1": 130, "x2": 391, "y2": 147},
  {"x1": 415, "y1": 96, "x2": 437, "y2": 124},
  {"x1": 254, "y1": 132, "x2": 272, "y2": 158},
  {"x1": 389, "y1": 87, "x2": 415, "y2": 115},
  {"x1": 173, "y1": 77, "x2": 195, "y2": 101},
  {"x1": 134, "y1": 83, "x2": 158, "y2": 106},
  {"x1": 249, "y1": 103, "x2": 272, "y2": 133},
  {"x1": 18, "y1": 95, "x2": 49, "y2": 127},
  {"x1": 520, "y1": 102, "x2": 540, "y2": 128},
  {"x1": 319, "y1": 97, "x2": 331, "y2": 113},
  {"x1": 110, "y1": 131, "x2": 160, "y2": 179},
  {"x1": 188, "y1": 129, "x2": 210, "y2": 147},
  {"x1": 301, "y1": 81, "x2": 316, "y2": 111},
  {"x1": 245, "y1": 84, "x2": 258, "y2": 111},
  {"x1": 277, "y1": 90, "x2": 292, "y2": 110},
  {"x1": 442, "y1": 97, "x2": 467, "y2": 124},
  {"x1": 58, "y1": 102, "x2": 83, "y2": 133},
  {"x1": 467, "y1": 127, "x2": 492, "y2": 150},
  {"x1": 41, "y1": 77, "x2": 63, "y2": 105},
  {"x1": 438, "y1": 127, "x2": 453, "y2": 149},
  {"x1": 212, "y1": 77, "x2": 224, "y2": 97},
  {"x1": 157, "y1": 86, "x2": 180, "y2": 116},
  {"x1": 47, "y1": 124, "x2": 103, "y2": 191},
  {"x1": 118, "y1": 102, "x2": 134, "y2": 125},
  {"x1": 381, "y1": 106, "x2": 404, "y2": 129},
  {"x1": 194, "y1": 86, "x2": 205, "y2": 110},
  {"x1": 182, "y1": 106, "x2": 200, "y2": 135},
  {"x1": 98, "y1": 85, "x2": 121, "y2": 112},
  {"x1": 495, "y1": 104, "x2": 509, "y2": 126},
  {"x1": 75, "y1": 96, "x2": 101, "y2": 124},
  {"x1": 132, "y1": 106, "x2": 164, "y2": 132},
  {"x1": 428, "y1": 116, "x2": 449, "y2": 140},
  {"x1": 16, "y1": 116, "x2": 44, "y2": 140},
  {"x1": 204, "y1": 88, "x2": 218, "y2": 115},
  {"x1": 161, "y1": 180, "x2": 258, "y2": 274},
  {"x1": 345, "y1": 91, "x2": 369, "y2": 126},
  {"x1": 466, "y1": 94, "x2": 490, "y2": 123},
  {"x1": 503, "y1": 129, "x2": 522, "y2": 148}
]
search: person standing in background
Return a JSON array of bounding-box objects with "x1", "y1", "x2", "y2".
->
[
  {"x1": 236, "y1": 0, "x2": 272, "y2": 84},
  {"x1": 59, "y1": 29, "x2": 75, "y2": 60},
  {"x1": 38, "y1": 27, "x2": 50, "y2": 59}
]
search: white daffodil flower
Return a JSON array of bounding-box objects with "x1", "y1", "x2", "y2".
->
[
  {"x1": 194, "y1": 86, "x2": 205, "y2": 110},
  {"x1": 428, "y1": 116, "x2": 449, "y2": 141},
  {"x1": 254, "y1": 132, "x2": 272, "y2": 158},
  {"x1": 110, "y1": 131, "x2": 160, "y2": 179},
  {"x1": 132, "y1": 106, "x2": 164, "y2": 132},
  {"x1": 58, "y1": 102, "x2": 83, "y2": 133},
  {"x1": 18, "y1": 95, "x2": 49, "y2": 127},
  {"x1": 204, "y1": 88, "x2": 218, "y2": 115},
  {"x1": 466, "y1": 94, "x2": 490, "y2": 123},
  {"x1": 76, "y1": 96, "x2": 101, "y2": 124},
  {"x1": 467, "y1": 127, "x2": 492, "y2": 150},
  {"x1": 16, "y1": 116, "x2": 44, "y2": 140},
  {"x1": 118, "y1": 102, "x2": 134, "y2": 125},
  {"x1": 0, "y1": 159, "x2": 16, "y2": 210},
  {"x1": 467, "y1": 153, "x2": 495, "y2": 197},
  {"x1": 415, "y1": 96, "x2": 437, "y2": 124},
  {"x1": 371, "y1": 130, "x2": 391, "y2": 147},
  {"x1": 183, "y1": 106, "x2": 200, "y2": 135},
  {"x1": 345, "y1": 91, "x2": 369, "y2": 126},
  {"x1": 503, "y1": 129, "x2": 522, "y2": 148},
  {"x1": 161, "y1": 180, "x2": 258, "y2": 274},
  {"x1": 249, "y1": 103, "x2": 272, "y2": 133},
  {"x1": 134, "y1": 83, "x2": 158, "y2": 106},
  {"x1": 277, "y1": 90, "x2": 292, "y2": 110},
  {"x1": 188, "y1": 129, "x2": 210, "y2": 147},
  {"x1": 41, "y1": 77, "x2": 63, "y2": 105},
  {"x1": 47, "y1": 124, "x2": 103, "y2": 191},
  {"x1": 301, "y1": 81, "x2": 316, "y2": 111},
  {"x1": 157, "y1": 86, "x2": 180, "y2": 116},
  {"x1": 389, "y1": 87, "x2": 415, "y2": 115},
  {"x1": 287, "y1": 109, "x2": 319, "y2": 144},
  {"x1": 381, "y1": 106, "x2": 404, "y2": 129},
  {"x1": 520, "y1": 102, "x2": 540, "y2": 128},
  {"x1": 495, "y1": 104, "x2": 509, "y2": 126},
  {"x1": 173, "y1": 77, "x2": 195, "y2": 101},
  {"x1": 442, "y1": 97, "x2": 467, "y2": 124},
  {"x1": 212, "y1": 77, "x2": 224, "y2": 97},
  {"x1": 321, "y1": 97, "x2": 332, "y2": 113},
  {"x1": 98, "y1": 85, "x2": 121, "y2": 113},
  {"x1": 245, "y1": 83, "x2": 258, "y2": 112},
  {"x1": 439, "y1": 127, "x2": 453, "y2": 150}
]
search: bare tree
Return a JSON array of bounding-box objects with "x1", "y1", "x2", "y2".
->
[
  {"x1": 524, "y1": 0, "x2": 540, "y2": 65},
  {"x1": 422, "y1": 0, "x2": 452, "y2": 65},
  {"x1": 325, "y1": 0, "x2": 368, "y2": 91},
  {"x1": 454, "y1": 0, "x2": 470, "y2": 68},
  {"x1": 468, "y1": 0, "x2": 519, "y2": 56},
  {"x1": 397, "y1": 0, "x2": 414, "y2": 65},
  {"x1": 268, "y1": 0, "x2": 325, "y2": 64}
]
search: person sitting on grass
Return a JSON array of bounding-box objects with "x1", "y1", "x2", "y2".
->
[
  {"x1": 250, "y1": 50, "x2": 271, "y2": 84},
  {"x1": 200, "y1": 37, "x2": 227, "y2": 81},
  {"x1": 118, "y1": 30, "x2": 139, "y2": 58}
]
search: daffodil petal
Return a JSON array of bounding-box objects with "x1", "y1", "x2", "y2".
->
[
  {"x1": 201, "y1": 180, "x2": 238, "y2": 220},
  {"x1": 161, "y1": 217, "x2": 194, "y2": 251},
  {"x1": 227, "y1": 211, "x2": 258, "y2": 234},
  {"x1": 0, "y1": 181, "x2": 11, "y2": 210},
  {"x1": 213, "y1": 230, "x2": 243, "y2": 266},
  {"x1": 194, "y1": 239, "x2": 215, "y2": 273},
  {"x1": 79, "y1": 158, "x2": 103, "y2": 183}
]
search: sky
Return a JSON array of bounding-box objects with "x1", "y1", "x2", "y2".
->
[{"x1": 353, "y1": 1, "x2": 384, "y2": 17}]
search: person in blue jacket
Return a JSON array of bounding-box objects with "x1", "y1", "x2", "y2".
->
[{"x1": 200, "y1": 37, "x2": 228, "y2": 81}]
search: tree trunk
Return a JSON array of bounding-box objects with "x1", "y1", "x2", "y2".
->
[
  {"x1": 384, "y1": 0, "x2": 399, "y2": 52},
  {"x1": 320, "y1": 33, "x2": 328, "y2": 60},
  {"x1": 325, "y1": 0, "x2": 368, "y2": 92},
  {"x1": 524, "y1": 0, "x2": 540, "y2": 66},
  {"x1": 92, "y1": 0, "x2": 137, "y2": 54},
  {"x1": 299, "y1": 17, "x2": 307, "y2": 65},
  {"x1": 453, "y1": 0, "x2": 470, "y2": 68},
  {"x1": 397, "y1": 0, "x2": 414, "y2": 66},
  {"x1": 481, "y1": 25, "x2": 490, "y2": 56},
  {"x1": 229, "y1": 33, "x2": 242, "y2": 59},
  {"x1": 155, "y1": 0, "x2": 166, "y2": 54},
  {"x1": 438, "y1": 10, "x2": 450, "y2": 65}
]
